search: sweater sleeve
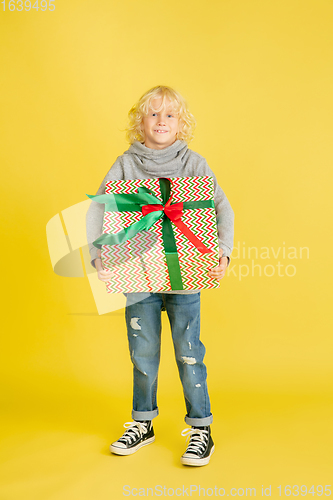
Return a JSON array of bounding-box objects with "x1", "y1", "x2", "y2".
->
[
  {"x1": 197, "y1": 157, "x2": 235, "y2": 266},
  {"x1": 86, "y1": 158, "x2": 124, "y2": 268}
]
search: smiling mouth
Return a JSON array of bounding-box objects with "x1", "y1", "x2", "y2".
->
[{"x1": 154, "y1": 130, "x2": 168, "y2": 133}]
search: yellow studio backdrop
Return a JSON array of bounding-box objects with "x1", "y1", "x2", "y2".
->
[{"x1": 1, "y1": 0, "x2": 332, "y2": 498}]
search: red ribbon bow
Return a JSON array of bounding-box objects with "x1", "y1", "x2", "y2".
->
[{"x1": 142, "y1": 193, "x2": 212, "y2": 254}]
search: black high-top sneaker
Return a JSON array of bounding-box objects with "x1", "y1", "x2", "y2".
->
[
  {"x1": 180, "y1": 425, "x2": 215, "y2": 466},
  {"x1": 110, "y1": 420, "x2": 155, "y2": 455}
]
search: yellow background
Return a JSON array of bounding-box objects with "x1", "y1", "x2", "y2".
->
[{"x1": 1, "y1": 0, "x2": 333, "y2": 498}]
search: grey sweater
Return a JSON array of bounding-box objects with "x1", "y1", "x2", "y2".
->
[{"x1": 86, "y1": 140, "x2": 234, "y2": 294}]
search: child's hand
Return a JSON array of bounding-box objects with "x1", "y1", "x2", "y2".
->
[
  {"x1": 208, "y1": 248, "x2": 228, "y2": 280},
  {"x1": 95, "y1": 249, "x2": 113, "y2": 282}
]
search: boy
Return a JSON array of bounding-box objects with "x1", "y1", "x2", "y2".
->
[{"x1": 86, "y1": 85, "x2": 234, "y2": 466}]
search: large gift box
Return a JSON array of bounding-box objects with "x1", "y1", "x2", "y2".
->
[{"x1": 88, "y1": 176, "x2": 220, "y2": 293}]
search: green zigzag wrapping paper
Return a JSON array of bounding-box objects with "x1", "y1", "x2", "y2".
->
[{"x1": 100, "y1": 176, "x2": 220, "y2": 293}]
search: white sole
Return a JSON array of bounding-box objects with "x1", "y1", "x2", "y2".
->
[
  {"x1": 110, "y1": 436, "x2": 155, "y2": 456},
  {"x1": 180, "y1": 444, "x2": 215, "y2": 466}
]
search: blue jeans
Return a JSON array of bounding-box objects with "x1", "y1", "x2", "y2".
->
[{"x1": 124, "y1": 292, "x2": 213, "y2": 427}]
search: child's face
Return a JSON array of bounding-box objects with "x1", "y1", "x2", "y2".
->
[{"x1": 141, "y1": 96, "x2": 180, "y2": 150}]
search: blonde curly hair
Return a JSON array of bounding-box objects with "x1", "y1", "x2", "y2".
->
[{"x1": 125, "y1": 85, "x2": 196, "y2": 145}]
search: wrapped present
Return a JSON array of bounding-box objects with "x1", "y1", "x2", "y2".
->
[{"x1": 87, "y1": 176, "x2": 220, "y2": 293}]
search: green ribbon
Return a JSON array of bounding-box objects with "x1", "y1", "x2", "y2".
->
[
  {"x1": 87, "y1": 179, "x2": 215, "y2": 290},
  {"x1": 159, "y1": 178, "x2": 183, "y2": 289}
]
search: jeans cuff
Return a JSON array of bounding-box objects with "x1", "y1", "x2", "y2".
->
[
  {"x1": 132, "y1": 408, "x2": 159, "y2": 421},
  {"x1": 184, "y1": 413, "x2": 213, "y2": 426}
]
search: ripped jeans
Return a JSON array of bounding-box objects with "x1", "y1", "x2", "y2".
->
[{"x1": 124, "y1": 292, "x2": 213, "y2": 427}]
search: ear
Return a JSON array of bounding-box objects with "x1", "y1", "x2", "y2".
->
[
  {"x1": 176, "y1": 119, "x2": 182, "y2": 136},
  {"x1": 139, "y1": 121, "x2": 145, "y2": 139}
]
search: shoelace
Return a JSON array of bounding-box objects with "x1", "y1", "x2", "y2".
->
[
  {"x1": 118, "y1": 421, "x2": 149, "y2": 445},
  {"x1": 181, "y1": 427, "x2": 209, "y2": 455}
]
